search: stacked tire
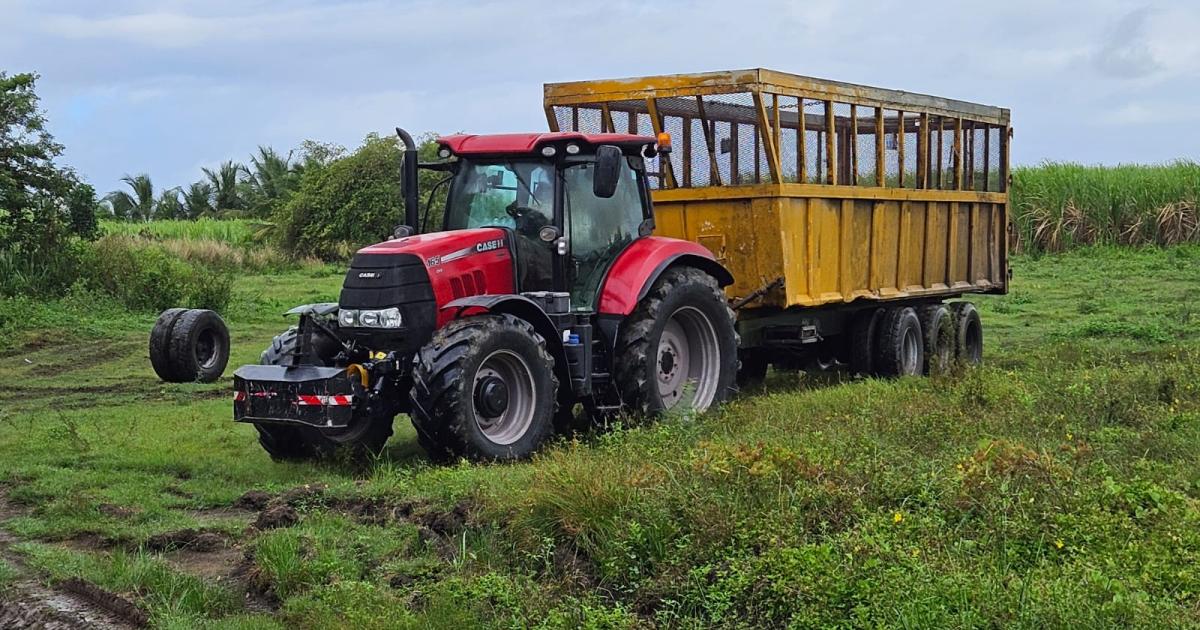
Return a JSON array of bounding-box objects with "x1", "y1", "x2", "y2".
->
[
  {"x1": 850, "y1": 301, "x2": 983, "y2": 378},
  {"x1": 149, "y1": 308, "x2": 230, "y2": 383}
]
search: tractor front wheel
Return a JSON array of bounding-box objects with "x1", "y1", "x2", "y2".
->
[
  {"x1": 614, "y1": 267, "x2": 738, "y2": 415},
  {"x1": 254, "y1": 327, "x2": 394, "y2": 461},
  {"x1": 410, "y1": 314, "x2": 558, "y2": 461}
]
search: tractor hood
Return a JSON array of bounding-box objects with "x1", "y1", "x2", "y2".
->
[
  {"x1": 351, "y1": 227, "x2": 517, "y2": 330},
  {"x1": 357, "y1": 228, "x2": 509, "y2": 268}
]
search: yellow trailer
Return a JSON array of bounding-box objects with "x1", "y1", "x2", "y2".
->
[{"x1": 545, "y1": 68, "x2": 1009, "y2": 376}]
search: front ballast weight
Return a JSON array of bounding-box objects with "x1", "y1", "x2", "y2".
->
[{"x1": 149, "y1": 308, "x2": 231, "y2": 383}]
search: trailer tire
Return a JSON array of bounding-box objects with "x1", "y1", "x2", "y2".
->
[
  {"x1": 166, "y1": 309, "x2": 230, "y2": 383},
  {"x1": 951, "y1": 302, "x2": 984, "y2": 366},
  {"x1": 255, "y1": 327, "x2": 393, "y2": 461},
  {"x1": 848, "y1": 308, "x2": 883, "y2": 377},
  {"x1": 615, "y1": 266, "x2": 738, "y2": 415},
  {"x1": 410, "y1": 314, "x2": 558, "y2": 461},
  {"x1": 737, "y1": 349, "x2": 769, "y2": 389},
  {"x1": 149, "y1": 308, "x2": 189, "y2": 382},
  {"x1": 918, "y1": 304, "x2": 955, "y2": 375},
  {"x1": 874, "y1": 306, "x2": 923, "y2": 377}
]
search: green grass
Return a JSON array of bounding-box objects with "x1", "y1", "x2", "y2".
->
[
  {"x1": 0, "y1": 245, "x2": 1198, "y2": 627},
  {"x1": 100, "y1": 219, "x2": 264, "y2": 247},
  {"x1": 1012, "y1": 161, "x2": 1200, "y2": 252}
]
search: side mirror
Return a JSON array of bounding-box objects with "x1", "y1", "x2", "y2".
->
[{"x1": 593, "y1": 145, "x2": 622, "y2": 198}]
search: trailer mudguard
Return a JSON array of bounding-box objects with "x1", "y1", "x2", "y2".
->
[{"x1": 597, "y1": 236, "x2": 733, "y2": 316}]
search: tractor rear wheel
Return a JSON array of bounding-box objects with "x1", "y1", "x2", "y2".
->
[
  {"x1": 874, "y1": 306, "x2": 924, "y2": 377},
  {"x1": 614, "y1": 267, "x2": 738, "y2": 415},
  {"x1": 410, "y1": 314, "x2": 558, "y2": 461},
  {"x1": 254, "y1": 327, "x2": 394, "y2": 461}
]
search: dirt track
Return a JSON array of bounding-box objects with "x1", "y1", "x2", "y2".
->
[{"x1": 0, "y1": 493, "x2": 144, "y2": 629}]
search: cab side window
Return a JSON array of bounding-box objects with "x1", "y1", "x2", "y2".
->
[{"x1": 564, "y1": 158, "x2": 644, "y2": 309}]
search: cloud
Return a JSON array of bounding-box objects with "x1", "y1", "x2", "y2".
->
[
  {"x1": 1093, "y1": 7, "x2": 1162, "y2": 78},
  {"x1": 6, "y1": 0, "x2": 1199, "y2": 191}
]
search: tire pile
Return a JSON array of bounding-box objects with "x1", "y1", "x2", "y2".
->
[{"x1": 149, "y1": 308, "x2": 230, "y2": 383}]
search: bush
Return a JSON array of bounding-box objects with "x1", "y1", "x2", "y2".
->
[
  {"x1": 275, "y1": 133, "x2": 444, "y2": 260},
  {"x1": 83, "y1": 236, "x2": 233, "y2": 312}
]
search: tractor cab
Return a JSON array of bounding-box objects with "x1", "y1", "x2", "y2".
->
[{"x1": 433, "y1": 133, "x2": 660, "y2": 311}]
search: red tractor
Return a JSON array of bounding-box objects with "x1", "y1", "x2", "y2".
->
[{"x1": 233, "y1": 129, "x2": 738, "y2": 461}]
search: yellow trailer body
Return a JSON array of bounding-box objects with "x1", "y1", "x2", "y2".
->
[{"x1": 544, "y1": 69, "x2": 1010, "y2": 311}]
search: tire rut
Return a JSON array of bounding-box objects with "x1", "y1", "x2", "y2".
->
[{"x1": 0, "y1": 492, "x2": 145, "y2": 629}]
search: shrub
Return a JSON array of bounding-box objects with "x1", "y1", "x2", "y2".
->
[{"x1": 83, "y1": 236, "x2": 233, "y2": 312}]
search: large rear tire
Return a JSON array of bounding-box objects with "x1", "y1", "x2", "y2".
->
[
  {"x1": 254, "y1": 327, "x2": 394, "y2": 461},
  {"x1": 874, "y1": 306, "x2": 924, "y2": 377},
  {"x1": 410, "y1": 314, "x2": 558, "y2": 461},
  {"x1": 614, "y1": 267, "x2": 738, "y2": 415}
]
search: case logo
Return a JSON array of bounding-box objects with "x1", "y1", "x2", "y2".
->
[
  {"x1": 357, "y1": 272, "x2": 381, "y2": 279},
  {"x1": 427, "y1": 238, "x2": 506, "y2": 267}
]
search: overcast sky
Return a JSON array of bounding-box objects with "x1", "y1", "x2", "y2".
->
[{"x1": 3, "y1": 0, "x2": 1198, "y2": 194}]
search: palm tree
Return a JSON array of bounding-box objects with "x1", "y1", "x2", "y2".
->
[
  {"x1": 182, "y1": 182, "x2": 214, "y2": 219},
  {"x1": 154, "y1": 188, "x2": 184, "y2": 220},
  {"x1": 248, "y1": 147, "x2": 295, "y2": 199},
  {"x1": 202, "y1": 161, "x2": 247, "y2": 215},
  {"x1": 105, "y1": 174, "x2": 155, "y2": 221}
]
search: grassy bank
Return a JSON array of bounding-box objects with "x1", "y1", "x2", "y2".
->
[{"x1": 0, "y1": 244, "x2": 1197, "y2": 627}]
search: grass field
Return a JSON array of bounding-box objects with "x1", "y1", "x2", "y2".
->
[{"x1": 0, "y1": 245, "x2": 1198, "y2": 628}]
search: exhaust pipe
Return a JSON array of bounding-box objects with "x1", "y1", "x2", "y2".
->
[{"x1": 395, "y1": 127, "x2": 419, "y2": 235}]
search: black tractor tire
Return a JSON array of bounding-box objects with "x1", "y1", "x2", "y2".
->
[
  {"x1": 918, "y1": 304, "x2": 955, "y2": 375},
  {"x1": 736, "y1": 349, "x2": 770, "y2": 389},
  {"x1": 614, "y1": 266, "x2": 738, "y2": 415},
  {"x1": 166, "y1": 309, "x2": 230, "y2": 383},
  {"x1": 254, "y1": 327, "x2": 394, "y2": 461},
  {"x1": 410, "y1": 314, "x2": 558, "y2": 461},
  {"x1": 149, "y1": 308, "x2": 189, "y2": 382},
  {"x1": 848, "y1": 307, "x2": 883, "y2": 377},
  {"x1": 874, "y1": 306, "x2": 924, "y2": 377},
  {"x1": 950, "y1": 301, "x2": 984, "y2": 366}
]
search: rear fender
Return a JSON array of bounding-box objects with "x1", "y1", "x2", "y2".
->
[
  {"x1": 440, "y1": 295, "x2": 569, "y2": 383},
  {"x1": 597, "y1": 236, "x2": 734, "y2": 315}
]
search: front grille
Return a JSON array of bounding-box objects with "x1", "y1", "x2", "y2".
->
[{"x1": 338, "y1": 253, "x2": 435, "y2": 351}]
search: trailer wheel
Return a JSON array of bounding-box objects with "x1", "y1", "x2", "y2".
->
[
  {"x1": 874, "y1": 306, "x2": 923, "y2": 377},
  {"x1": 615, "y1": 267, "x2": 738, "y2": 415},
  {"x1": 848, "y1": 308, "x2": 883, "y2": 377},
  {"x1": 918, "y1": 304, "x2": 955, "y2": 375},
  {"x1": 410, "y1": 314, "x2": 558, "y2": 461},
  {"x1": 149, "y1": 308, "x2": 189, "y2": 382},
  {"x1": 736, "y1": 349, "x2": 769, "y2": 389},
  {"x1": 166, "y1": 309, "x2": 230, "y2": 383},
  {"x1": 951, "y1": 302, "x2": 984, "y2": 366},
  {"x1": 254, "y1": 327, "x2": 394, "y2": 461}
]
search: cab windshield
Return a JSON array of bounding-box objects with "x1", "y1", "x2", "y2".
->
[{"x1": 444, "y1": 160, "x2": 554, "y2": 232}]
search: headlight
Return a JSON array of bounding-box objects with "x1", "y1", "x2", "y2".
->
[
  {"x1": 379, "y1": 307, "x2": 402, "y2": 328},
  {"x1": 338, "y1": 307, "x2": 402, "y2": 329}
]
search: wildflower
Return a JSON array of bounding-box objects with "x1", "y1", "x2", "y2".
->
[
  {"x1": 1054, "y1": 539, "x2": 1064, "y2": 549},
  {"x1": 893, "y1": 512, "x2": 904, "y2": 524},
  {"x1": 1066, "y1": 432, "x2": 1073, "y2": 441}
]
